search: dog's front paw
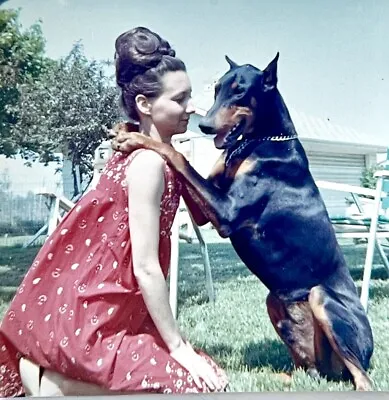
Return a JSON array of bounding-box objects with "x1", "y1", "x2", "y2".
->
[{"x1": 109, "y1": 122, "x2": 142, "y2": 152}]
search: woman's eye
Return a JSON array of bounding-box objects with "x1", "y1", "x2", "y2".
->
[{"x1": 173, "y1": 95, "x2": 186, "y2": 103}]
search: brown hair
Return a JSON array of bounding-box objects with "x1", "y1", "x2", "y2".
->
[{"x1": 115, "y1": 27, "x2": 186, "y2": 122}]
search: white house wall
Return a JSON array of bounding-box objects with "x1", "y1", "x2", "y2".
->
[{"x1": 306, "y1": 152, "x2": 366, "y2": 216}]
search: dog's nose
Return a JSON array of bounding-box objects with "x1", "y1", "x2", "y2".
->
[{"x1": 198, "y1": 119, "x2": 215, "y2": 135}]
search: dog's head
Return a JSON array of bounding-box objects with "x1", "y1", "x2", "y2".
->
[{"x1": 199, "y1": 53, "x2": 279, "y2": 149}]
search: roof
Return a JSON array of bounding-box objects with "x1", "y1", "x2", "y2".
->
[{"x1": 184, "y1": 92, "x2": 387, "y2": 153}]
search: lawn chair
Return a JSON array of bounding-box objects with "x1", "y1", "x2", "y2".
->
[
  {"x1": 359, "y1": 157, "x2": 389, "y2": 310},
  {"x1": 22, "y1": 193, "x2": 76, "y2": 247},
  {"x1": 316, "y1": 149, "x2": 389, "y2": 311}
]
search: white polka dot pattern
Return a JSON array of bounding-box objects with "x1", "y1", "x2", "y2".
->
[{"x1": 0, "y1": 150, "x2": 228, "y2": 396}]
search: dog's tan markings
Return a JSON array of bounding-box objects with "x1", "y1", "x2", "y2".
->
[
  {"x1": 311, "y1": 312, "x2": 343, "y2": 379},
  {"x1": 234, "y1": 220, "x2": 262, "y2": 237},
  {"x1": 214, "y1": 106, "x2": 254, "y2": 133},
  {"x1": 312, "y1": 317, "x2": 327, "y2": 372},
  {"x1": 231, "y1": 81, "x2": 238, "y2": 89},
  {"x1": 232, "y1": 158, "x2": 256, "y2": 178},
  {"x1": 232, "y1": 106, "x2": 252, "y2": 119},
  {"x1": 207, "y1": 153, "x2": 227, "y2": 188},
  {"x1": 266, "y1": 294, "x2": 317, "y2": 372},
  {"x1": 112, "y1": 121, "x2": 138, "y2": 135},
  {"x1": 214, "y1": 107, "x2": 235, "y2": 132},
  {"x1": 308, "y1": 287, "x2": 372, "y2": 390},
  {"x1": 309, "y1": 290, "x2": 347, "y2": 379},
  {"x1": 230, "y1": 106, "x2": 254, "y2": 133}
]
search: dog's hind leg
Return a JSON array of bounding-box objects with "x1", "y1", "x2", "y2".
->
[
  {"x1": 308, "y1": 285, "x2": 374, "y2": 391},
  {"x1": 311, "y1": 317, "x2": 346, "y2": 381},
  {"x1": 266, "y1": 293, "x2": 319, "y2": 379}
]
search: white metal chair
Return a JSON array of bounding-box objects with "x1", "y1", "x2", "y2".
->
[{"x1": 316, "y1": 149, "x2": 389, "y2": 311}]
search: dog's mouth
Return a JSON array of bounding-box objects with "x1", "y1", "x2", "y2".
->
[{"x1": 214, "y1": 119, "x2": 246, "y2": 149}]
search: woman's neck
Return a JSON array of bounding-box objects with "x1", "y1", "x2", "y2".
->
[{"x1": 139, "y1": 122, "x2": 172, "y2": 145}]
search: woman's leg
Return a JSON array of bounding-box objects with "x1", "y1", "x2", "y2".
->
[
  {"x1": 40, "y1": 370, "x2": 115, "y2": 396},
  {"x1": 19, "y1": 358, "x2": 122, "y2": 397},
  {"x1": 19, "y1": 358, "x2": 40, "y2": 396}
]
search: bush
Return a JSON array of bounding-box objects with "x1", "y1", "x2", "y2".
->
[{"x1": 360, "y1": 163, "x2": 384, "y2": 190}]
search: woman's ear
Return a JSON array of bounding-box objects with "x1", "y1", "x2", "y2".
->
[{"x1": 135, "y1": 94, "x2": 152, "y2": 116}]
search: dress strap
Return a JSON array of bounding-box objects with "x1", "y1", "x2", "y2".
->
[{"x1": 122, "y1": 149, "x2": 147, "y2": 167}]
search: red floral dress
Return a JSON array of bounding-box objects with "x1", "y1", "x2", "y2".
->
[{"x1": 0, "y1": 150, "x2": 227, "y2": 397}]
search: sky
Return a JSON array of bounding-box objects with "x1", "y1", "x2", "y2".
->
[{"x1": 1, "y1": 0, "x2": 388, "y2": 194}]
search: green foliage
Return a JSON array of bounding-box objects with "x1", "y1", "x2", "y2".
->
[
  {"x1": 360, "y1": 163, "x2": 384, "y2": 190},
  {"x1": 7, "y1": 43, "x2": 121, "y2": 194},
  {"x1": 0, "y1": 8, "x2": 50, "y2": 155},
  {"x1": 1, "y1": 9, "x2": 121, "y2": 192}
]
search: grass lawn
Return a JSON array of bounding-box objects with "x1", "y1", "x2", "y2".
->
[{"x1": 1, "y1": 236, "x2": 388, "y2": 392}]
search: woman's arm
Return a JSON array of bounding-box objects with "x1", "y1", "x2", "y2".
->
[
  {"x1": 126, "y1": 150, "x2": 183, "y2": 352},
  {"x1": 125, "y1": 150, "x2": 226, "y2": 391}
]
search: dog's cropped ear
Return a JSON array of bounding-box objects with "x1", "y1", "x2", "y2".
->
[
  {"x1": 263, "y1": 52, "x2": 279, "y2": 91},
  {"x1": 225, "y1": 55, "x2": 239, "y2": 70}
]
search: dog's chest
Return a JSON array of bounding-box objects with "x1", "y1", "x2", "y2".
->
[{"x1": 223, "y1": 157, "x2": 258, "y2": 182}]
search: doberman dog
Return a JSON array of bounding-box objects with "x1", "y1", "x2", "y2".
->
[{"x1": 111, "y1": 53, "x2": 374, "y2": 390}]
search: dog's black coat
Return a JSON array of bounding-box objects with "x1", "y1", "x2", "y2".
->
[
  {"x1": 133, "y1": 53, "x2": 374, "y2": 388},
  {"x1": 191, "y1": 54, "x2": 374, "y2": 385}
]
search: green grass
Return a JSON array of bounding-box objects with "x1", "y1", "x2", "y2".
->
[
  {"x1": 176, "y1": 237, "x2": 389, "y2": 392},
  {"x1": 1, "y1": 238, "x2": 388, "y2": 392},
  {"x1": 0, "y1": 246, "x2": 40, "y2": 318}
]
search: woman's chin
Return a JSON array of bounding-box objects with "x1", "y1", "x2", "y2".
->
[{"x1": 175, "y1": 126, "x2": 188, "y2": 135}]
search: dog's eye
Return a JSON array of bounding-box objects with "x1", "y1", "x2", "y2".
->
[{"x1": 234, "y1": 86, "x2": 245, "y2": 95}]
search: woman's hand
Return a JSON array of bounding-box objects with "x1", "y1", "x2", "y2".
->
[
  {"x1": 109, "y1": 121, "x2": 188, "y2": 174},
  {"x1": 170, "y1": 340, "x2": 223, "y2": 392}
]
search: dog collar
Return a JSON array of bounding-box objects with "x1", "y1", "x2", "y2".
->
[
  {"x1": 225, "y1": 138, "x2": 258, "y2": 167},
  {"x1": 225, "y1": 133, "x2": 298, "y2": 167},
  {"x1": 262, "y1": 134, "x2": 298, "y2": 141}
]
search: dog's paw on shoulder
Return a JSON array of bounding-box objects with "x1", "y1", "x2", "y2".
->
[{"x1": 109, "y1": 121, "x2": 139, "y2": 139}]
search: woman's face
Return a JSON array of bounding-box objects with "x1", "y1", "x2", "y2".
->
[{"x1": 148, "y1": 70, "x2": 195, "y2": 140}]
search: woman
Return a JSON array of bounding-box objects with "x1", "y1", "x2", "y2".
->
[{"x1": 0, "y1": 26, "x2": 228, "y2": 397}]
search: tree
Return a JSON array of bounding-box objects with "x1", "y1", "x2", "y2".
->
[
  {"x1": 10, "y1": 43, "x2": 121, "y2": 196},
  {"x1": 0, "y1": 8, "x2": 49, "y2": 155},
  {"x1": 0, "y1": 167, "x2": 12, "y2": 231}
]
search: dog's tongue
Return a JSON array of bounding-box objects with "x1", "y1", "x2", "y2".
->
[{"x1": 214, "y1": 131, "x2": 228, "y2": 149}]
